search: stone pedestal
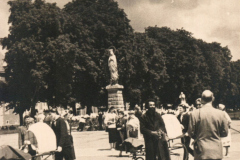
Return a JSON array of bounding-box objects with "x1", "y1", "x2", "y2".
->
[{"x1": 106, "y1": 84, "x2": 124, "y2": 110}]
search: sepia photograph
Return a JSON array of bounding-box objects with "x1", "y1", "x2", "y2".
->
[{"x1": 0, "y1": 0, "x2": 240, "y2": 160}]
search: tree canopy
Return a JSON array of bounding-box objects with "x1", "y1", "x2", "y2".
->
[
  {"x1": 1, "y1": 0, "x2": 240, "y2": 123},
  {"x1": 2, "y1": 0, "x2": 76, "y2": 123}
]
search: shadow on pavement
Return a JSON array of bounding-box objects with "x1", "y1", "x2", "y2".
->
[
  {"x1": 98, "y1": 149, "x2": 112, "y2": 151},
  {"x1": 108, "y1": 155, "x2": 130, "y2": 158}
]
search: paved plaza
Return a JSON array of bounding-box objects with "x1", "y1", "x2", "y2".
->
[{"x1": 1, "y1": 121, "x2": 240, "y2": 160}]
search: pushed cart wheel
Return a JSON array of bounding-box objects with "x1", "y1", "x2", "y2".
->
[
  {"x1": 170, "y1": 143, "x2": 188, "y2": 160},
  {"x1": 135, "y1": 157, "x2": 144, "y2": 160}
]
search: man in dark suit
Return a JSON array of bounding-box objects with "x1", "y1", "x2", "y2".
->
[
  {"x1": 50, "y1": 108, "x2": 74, "y2": 160},
  {"x1": 188, "y1": 90, "x2": 228, "y2": 160},
  {"x1": 140, "y1": 99, "x2": 170, "y2": 160},
  {"x1": 98, "y1": 111, "x2": 103, "y2": 130},
  {"x1": 177, "y1": 104, "x2": 193, "y2": 160}
]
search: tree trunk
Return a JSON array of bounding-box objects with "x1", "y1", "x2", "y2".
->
[
  {"x1": 87, "y1": 105, "x2": 92, "y2": 115},
  {"x1": 70, "y1": 102, "x2": 76, "y2": 116},
  {"x1": 30, "y1": 107, "x2": 37, "y2": 118},
  {"x1": 19, "y1": 111, "x2": 24, "y2": 126}
]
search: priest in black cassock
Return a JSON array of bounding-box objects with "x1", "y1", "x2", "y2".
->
[{"x1": 140, "y1": 99, "x2": 171, "y2": 160}]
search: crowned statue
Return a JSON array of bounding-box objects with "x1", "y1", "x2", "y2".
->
[{"x1": 108, "y1": 47, "x2": 118, "y2": 85}]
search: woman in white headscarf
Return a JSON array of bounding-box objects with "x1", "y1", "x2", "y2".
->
[{"x1": 126, "y1": 110, "x2": 141, "y2": 139}]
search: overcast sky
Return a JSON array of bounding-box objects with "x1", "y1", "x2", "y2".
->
[{"x1": 0, "y1": 0, "x2": 239, "y2": 61}]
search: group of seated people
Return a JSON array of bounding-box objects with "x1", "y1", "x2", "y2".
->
[{"x1": 77, "y1": 113, "x2": 102, "y2": 131}]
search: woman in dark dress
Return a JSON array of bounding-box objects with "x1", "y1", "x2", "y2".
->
[
  {"x1": 116, "y1": 110, "x2": 126, "y2": 156},
  {"x1": 104, "y1": 106, "x2": 118, "y2": 150},
  {"x1": 63, "y1": 111, "x2": 76, "y2": 160}
]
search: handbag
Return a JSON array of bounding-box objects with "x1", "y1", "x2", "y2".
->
[
  {"x1": 105, "y1": 125, "x2": 109, "y2": 132},
  {"x1": 194, "y1": 140, "x2": 202, "y2": 154}
]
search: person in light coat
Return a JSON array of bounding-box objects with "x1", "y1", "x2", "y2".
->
[
  {"x1": 126, "y1": 110, "x2": 141, "y2": 139},
  {"x1": 188, "y1": 90, "x2": 228, "y2": 160}
]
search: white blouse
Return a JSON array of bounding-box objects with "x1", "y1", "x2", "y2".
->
[{"x1": 104, "y1": 113, "x2": 117, "y2": 128}]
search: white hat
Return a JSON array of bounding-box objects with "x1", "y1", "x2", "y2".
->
[{"x1": 218, "y1": 104, "x2": 225, "y2": 110}]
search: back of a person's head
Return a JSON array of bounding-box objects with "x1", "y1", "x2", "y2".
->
[
  {"x1": 50, "y1": 108, "x2": 60, "y2": 115},
  {"x1": 23, "y1": 115, "x2": 30, "y2": 126},
  {"x1": 25, "y1": 117, "x2": 35, "y2": 126},
  {"x1": 201, "y1": 90, "x2": 214, "y2": 104},
  {"x1": 134, "y1": 105, "x2": 141, "y2": 111},
  {"x1": 23, "y1": 115, "x2": 30, "y2": 120},
  {"x1": 118, "y1": 110, "x2": 124, "y2": 116},
  {"x1": 36, "y1": 114, "x2": 45, "y2": 122},
  {"x1": 108, "y1": 106, "x2": 115, "y2": 113},
  {"x1": 195, "y1": 98, "x2": 201, "y2": 104}
]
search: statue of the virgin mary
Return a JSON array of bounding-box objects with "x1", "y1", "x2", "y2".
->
[{"x1": 108, "y1": 47, "x2": 118, "y2": 85}]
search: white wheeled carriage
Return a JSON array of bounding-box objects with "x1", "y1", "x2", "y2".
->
[
  {"x1": 0, "y1": 122, "x2": 57, "y2": 160},
  {"x1": 163, "y1": 114, "x2": 188, "y2": 160},
  {"x1": 27, "y1": 122, "x2": 57, "y2": 160}
]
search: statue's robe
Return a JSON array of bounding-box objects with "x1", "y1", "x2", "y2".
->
[{"x1": 108, "y1": 55, "x2": 118, "y2": 84}]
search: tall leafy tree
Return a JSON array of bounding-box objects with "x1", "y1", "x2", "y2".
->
[
  {"x1": 230, "y1": 60, "x2": 240, "y2": 109},
  {"x1": 64, "y1": 0, "x2": 134, "y2": 112},
  {"x1": 119, "y1": 32, "x2": 168, "y2": 108},
  {"x1": 145, "y1": 26, "x2": 233, "y2": 106},
  {"x1": 2, "y1": 0, "x2": 75, "y2": 124},
  {"x1": 2, "y1": 0, "x2": 237, "y2": 119},
  {"x1": 43, "y1": 35, "x2": 79, "y2": 108}
]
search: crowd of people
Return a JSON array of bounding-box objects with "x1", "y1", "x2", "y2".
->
[
  {"x1": 101, "y1": 90, "x2": 232, "y2": 160},
  {"x1": 15, "y1": 89, "x2": 232, "y2": 160}
]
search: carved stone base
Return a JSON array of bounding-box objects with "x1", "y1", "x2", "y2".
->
[{"x1": 106, "y1": 84, "x2": 124, "y2": 110}]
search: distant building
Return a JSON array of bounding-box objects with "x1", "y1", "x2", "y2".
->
[
  {"x1": 0, "y1": 103, "x2": 20, "y2": 127},
  {"x1": 0, "y1": 55, "x2": 6, "y2": 82},
  {"x1": 75, "y1": 103, "x2": 99, "y2": 115},
  {"x1": 76, "y1": 103, "x2": 87, "y2": 115},
  {"x1": 0, "y1": 56, "x2": 16, "y2": 127},
  {"x1": 0, "y1": 71, "x2": 4, "y2": 81}
]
